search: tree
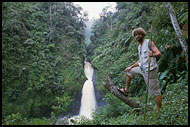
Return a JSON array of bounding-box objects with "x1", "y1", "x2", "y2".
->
[
  {"x1": 2, "y1": 2, "x2": 87, "y2": 122},
  {"x1": 164, "y1": 2, "x2": 188, "y2": 60}
]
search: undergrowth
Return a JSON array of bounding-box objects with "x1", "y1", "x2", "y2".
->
[{"x1": 76, "y1": 72, "x2": 188, "y2": 125}]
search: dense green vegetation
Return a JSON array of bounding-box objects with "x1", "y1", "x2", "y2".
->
[
  {"x1": 84, "y1": 2, "x2": 188, "y2": 125},
  {"x1": 2, "y1": 2, "x2": 87, "y2": 125},
  {"x1": 2, "y1": 2, "x2": 188, "y2": 125}
]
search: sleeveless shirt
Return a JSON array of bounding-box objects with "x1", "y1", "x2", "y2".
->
[{"x1": 138, "y1": 39, "x2": 158, "y2": 73}]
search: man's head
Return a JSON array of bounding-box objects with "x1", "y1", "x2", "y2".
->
[{"x1": 132, "y1": 27, "x2": 146, "y2": 42}]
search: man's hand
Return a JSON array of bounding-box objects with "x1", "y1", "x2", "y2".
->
[
  {"x1": 148, "y1": 50, "x2": 154, "y2": 57},
  {"x1": 124, "y1": 66, "x2": 133, "y2": 72},
  {"x1": 148, "y1": 41, "x2": 162, "y2": 58}
]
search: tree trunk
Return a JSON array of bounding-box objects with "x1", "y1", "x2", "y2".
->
[
  {"x1": 105, "y1": 72, "x2": 142, "y2": 110},
  {"x1": 110, "y1": 16, "x2": 112, "y2": 31},
  {"x1": 164, "y1": 2, "x2": 188, "y2": 60},
  {"x1": 49, "y1": 2, "x2": 52, "y2": 43}
]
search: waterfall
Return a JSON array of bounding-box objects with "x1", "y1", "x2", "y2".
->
[
  {"x1": 56, "y1": 61, "x2": 97, "y2": 125},
  {"x1": 79, "y1": 61, "x2": 97, "y2": 119}
]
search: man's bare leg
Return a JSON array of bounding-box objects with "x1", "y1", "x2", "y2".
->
[
  {"x1": 155, "y1": 95, "x2": 162, "y2": 111},
  {"x1": 118, "y1": 74, "x2": 131, "y2": 96},
  {"x1": 125, "y1": 74, "x2": 131, "y2": 92}
]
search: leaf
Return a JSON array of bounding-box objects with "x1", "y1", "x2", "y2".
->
[
  {"x1": 178, "y1": 12, "x2": 188, "y2": 24},
  {"x1": 159, "y1": 70, "x2": 170, "y2": 80},
  {"x1": 48, "y1": 43, "x2": 55, "y2": 48},
  {"x1": 24, "y1": 39, "x2": 34, "y2": 45}
]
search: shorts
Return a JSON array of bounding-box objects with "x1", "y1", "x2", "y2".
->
[{"x1": 126, "y1": 66, "x2": 161, "y2": 96}]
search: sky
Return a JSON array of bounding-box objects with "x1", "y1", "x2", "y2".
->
[{"x1": 73, "y1": 2, "x2": 116, "y2": 20}]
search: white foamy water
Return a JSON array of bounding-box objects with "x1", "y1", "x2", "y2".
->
[
  {"x1": 56, "y1": 61, "x2": 97, "y2": 125},
  {"x1": 79, "y1": 61, "x2": 97, "y2": 119}
]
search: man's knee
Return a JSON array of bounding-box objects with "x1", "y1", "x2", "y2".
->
[{"x1": 126, "y1": 73, "x2": 132, "y2": 79}]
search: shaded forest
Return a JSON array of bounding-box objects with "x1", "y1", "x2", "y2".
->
[
  {"x1": 2, "y1": 2, "x2": 87, "y2": 125},
  {"x1": 2, "y1": 2, "x2": 188, "y2": 125}
]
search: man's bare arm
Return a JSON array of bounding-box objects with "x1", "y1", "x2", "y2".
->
[{"x1": 149, "y1": 41, "x2": 162, "y2": 58}]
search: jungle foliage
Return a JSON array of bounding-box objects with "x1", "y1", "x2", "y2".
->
[
  {"x1": 84, "y1": 2, "x2": 188, "y2": 125},
  {"x1": 2, "y1": 2, "x2": 188, "y2": 125},
  {"x1": 2, "y1": 2, "x2": 87, "y2": 125}
]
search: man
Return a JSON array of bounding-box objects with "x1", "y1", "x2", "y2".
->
[{"x1": 118, "y1": 27, "x2": 162, "y2": 111}]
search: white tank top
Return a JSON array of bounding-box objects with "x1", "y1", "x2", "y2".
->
[{"x1": 138, "y1": 39, "x2": 158, "y2": 73}]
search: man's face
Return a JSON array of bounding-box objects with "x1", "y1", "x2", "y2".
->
[{"x1": 134, "y1": 33, "x2": 144, "y2": 42}]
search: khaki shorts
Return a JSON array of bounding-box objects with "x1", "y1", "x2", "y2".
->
[{"x1": 126, "y1": 66, "x2": 161, "y2": 96}]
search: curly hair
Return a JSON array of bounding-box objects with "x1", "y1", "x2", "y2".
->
[{"x1": 132, "y1": 27, "x2": 146, "y2": 37}]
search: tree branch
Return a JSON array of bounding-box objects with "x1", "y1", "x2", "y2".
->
[{"x1": 105, "y1": 72, "x2": 142, "y2": 110}]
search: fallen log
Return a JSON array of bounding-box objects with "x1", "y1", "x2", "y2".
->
[{"x1": 105, "y1": 72, "x2": 142, "y2": 110}]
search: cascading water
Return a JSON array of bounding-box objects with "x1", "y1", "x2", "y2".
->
[
  {"x1": 79, "y1": 61, "x2": 97, "y2": 119},
  {"x1": 56, "y1": 61, "x2": 97, "y2": 125}
]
